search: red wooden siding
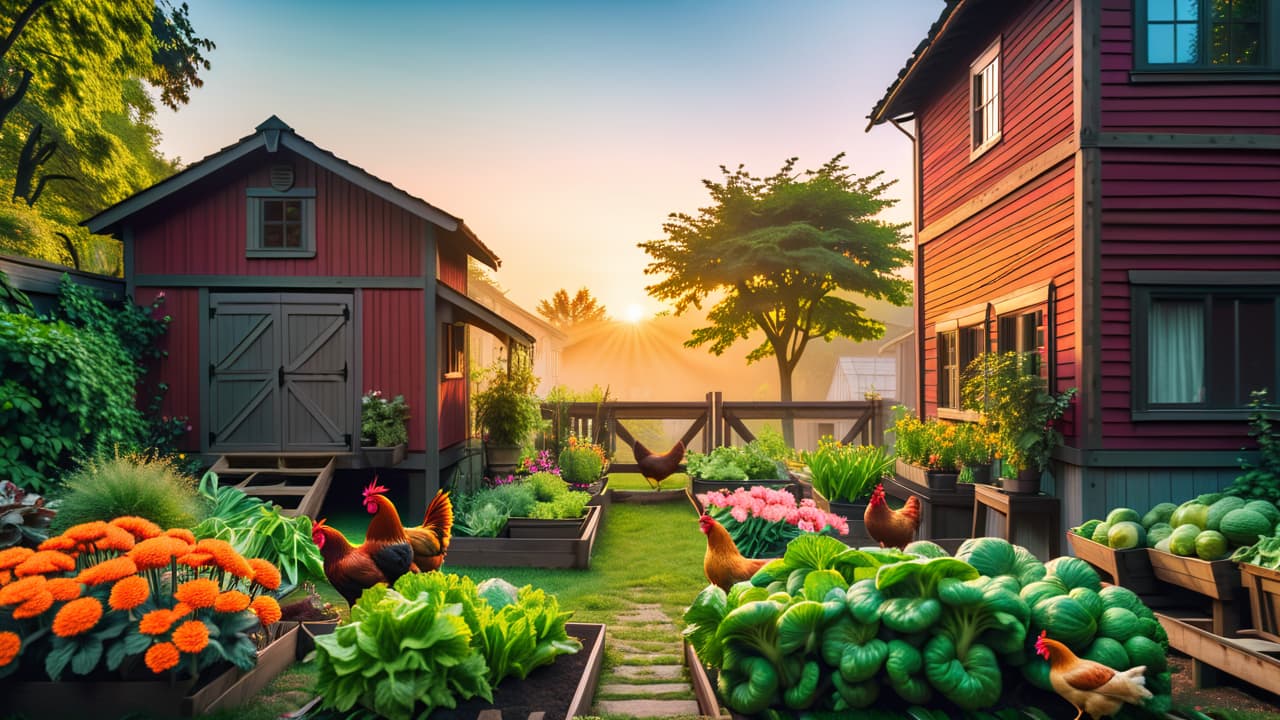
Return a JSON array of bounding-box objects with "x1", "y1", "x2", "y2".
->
[
  {"x1": 919, "y1": 0, "x2": 1074, "y2": 226},
  {"x1": 1099, "y1": 1, "x2": 1280, "y2": 135},
  {"x1": 1099, "y1": 148, "x2": 1280, "y2": 450},
  {"x1": 362, "y1": 290, "x2": 427, "y2": 452},
  {"x1": 920, "y1": 163, "x2": 1078, "y2": 434},
  {"x1": 133, "y1": 153, "x2": 427, "y2": 277},
  {"x1": 439, "y1": 377, "x2": 467, "y2": 449},
  {"x1": 438, "y1": 244, "x2": 467, "y2": 292},
  {"x1": 135, "y1": 287, "x2": 201, "y2": 452}
]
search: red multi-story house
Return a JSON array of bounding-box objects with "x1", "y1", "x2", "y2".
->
[{"x1": 869, "y1": 0, "x2": 1280, "y2": 527}]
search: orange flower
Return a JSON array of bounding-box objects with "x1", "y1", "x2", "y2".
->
[
  {"x1": 0, "y1": 547, "x2": 34, "y2": 570},
  {"x1": 176, "y1": 552, "x2": 214, "y2": 568},
  {"x1": 145, "y1": 641, "x2": 180, "y2": 673},
  {"x1": 14, "y1": 550, "x2": 77, "y2": 577},
  {"x1": 214, "y1": 590, "x2": 251, "y2": 613},
  {"x1": 172, "y1": 602, "x2": 193, "y2": 618},
  {"x1": 110, "y1": 516, "x2": 162, "y2": 541},
  {"x1": 109, "y1": 575, "x2": 150, "y2": 611},
  {"x1": 196, "y1": 539, "x2": 253, "y2": 579},
  {"x1": 46, "y1": 578, "x2": 83, "y2": 601},
  {"x1": 249, "y1": 595, "x2": 281, "y2": 626},
  {"x1": 11, "y1": 590, "x2": 54, "y2": 619},
  {"x1": 128, "y1": 536, "x2": 190, "y2": 570},
  {"x1": 165, "y1": 528, "x2": 196, "y2": 544},
  {"x1": 139, "y1": 609, "x2": 178, "y2": 635},
  {"x1": 0, "y1": 570, "x2": 10, "y2": 585},
  {"x1": 99, "y1": 525, "x2": 137, "y2": 553},
  {"x1": 0, "y1": 631, "x2": 19, "y2": 666},
  {"x1": 0, "y1": 575, "x2": 46, "y2": 605},
  {"x1": 64, "y1": 521, "x2": 109, "y2": 543},
  {"x1": 247, "y1": 558, "x2": 281, "y2": 591},
  {"x1": 171, "y1": 619, "x2": 210, "y2": 653},
  {"x1": 52, "y1": 597, "x2": 103, "y2": 637},
  {"x1": 37, "y1": 536, "x2": 76, "y2": 552},
  {"x1": 77, "y1": 557, "x2": 139, "y2": 586},
  {"x1": 174, "y1": 578, "x2": 219, "y2": 609}
]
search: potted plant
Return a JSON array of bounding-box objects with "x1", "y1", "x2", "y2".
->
[
  {"x1": 361, "y1": 390, "x2": 409, "y2": 467},
  {"x1": 474, "y1": 354, "x2": 543, "y2": 475},
  {"x1": 801, "y1": 438, "x2": 892, "y2": 545},
  {"x1": 953, "y1": 421, "x2": 997, "y2": 488},
  {"x1": 685, "y1": 441, "x2": 795, "y2": 500},
  {"x1": 887, "y1": 407, "x2": 961, "y2": 491}
]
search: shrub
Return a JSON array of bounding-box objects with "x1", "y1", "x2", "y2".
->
[
  {"x1": 557, "y1": 436, "x2": 606, "y2": 485},
  {"x1": 524, "y1": 471, "x2": 567, "y2": 502},
  {"x1": 50, "y1": 453, "x2": 203, "y2": 533},
  {"x1": 361, "y1": 390, "x2": 409, "y2": 447},
  {"x1": 529, "y1": 491, "x2": 590, "y2": 520}
]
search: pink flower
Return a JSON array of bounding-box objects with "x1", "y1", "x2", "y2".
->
[{"x1": 730, "y1": 506, "x2": 749, "y2": 523}]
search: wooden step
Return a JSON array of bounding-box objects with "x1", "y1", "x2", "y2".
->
[{"x1": 210, "y1": 454, "x2": 336, "y2": 519}]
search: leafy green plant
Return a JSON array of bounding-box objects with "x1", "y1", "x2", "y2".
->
[
  {"x1": 803, "y1": 439, "x2": 893, "y2": 503},
  {"x1": 529, "y1": 491, "x2": 590, "y2": 520},
  {"x1": 474, "y1": 352, "x2": 542, "y2": 447},
  {"x1": 454, "y1": 503, "x2": 508, "y2": 538},
  {"x1": 558, "y1": 436, "x2": 606, "y2": 485},
  {"x1": 360, "y1": 390, "x2": 409, "y2": 447},
  {"x1": 686, "y1": 443, "x2": 785, "y2": 482},
  {"x1": 468, "y1": 577, "x2": 581, "y2": 684},
  {"x1": 962, "y1": 352, "x2": 1076, "y2": 475},
  {"x1": 524, "y1": 471, "x2": 568, "y2": 502},
  {"x1": 0, "y1": 480, "x2": 56, "y2": 548},
  {"x1": 50, "y1": 452, "x2": 203, "y2": 532},
  {"x1": 1226, "y1": 390, "x2": 1280, "y2": 503}
]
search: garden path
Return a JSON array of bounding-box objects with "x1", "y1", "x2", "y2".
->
[{"x1": 592, "y1": 595, "x2": 702, "y2": 718}]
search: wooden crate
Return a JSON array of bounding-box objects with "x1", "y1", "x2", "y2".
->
[
  {"x1": 1241, "y1": 563, "x2": 1280, "y2": 643},
  {"x1": 1146, "y1": 548, "x2": 1240, "y2": 600},
  {"x1": 447, "y1": 504, "x2": 602, "y2": 569},
  {"x1": 1067, "y1": 532, "x2": 1158, "y2": 593},
  {"x1": 1157, "y1": 612, "x2": 1280, "y2": 695}
]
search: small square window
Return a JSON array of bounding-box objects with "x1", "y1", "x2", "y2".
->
[
  {"x1": 1137, "y1": 0, "x2": 1272, "y2": 70},
  {"x1": 969, "y1": 39, "x2": 1002, "y2": 159},
  {"x1": 247, "y1": 189, "x2": 315, "y2": 258}
]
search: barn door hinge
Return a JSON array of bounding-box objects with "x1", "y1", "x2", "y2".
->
[
  {"x1": 209, "y1": 306, "x2": 217, "y2": 319},
  {"x1": 342, "y1": 306, "x2": 350, "y2": 321},
  {"x1": 278, "y1": 366, "x2": 285, "y2": 387},
  {"x1": 344, "y1": 433, "x2": 352, "y2": 449},
  {"x1": 340, "y1": 361, "x2": 348, "y2": 381}
]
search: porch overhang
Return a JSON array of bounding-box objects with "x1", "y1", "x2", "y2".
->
[{"x1": 436, "y1": 283, "x2": 535, "y2": 348}]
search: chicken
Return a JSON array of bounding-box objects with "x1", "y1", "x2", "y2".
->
[
  {"x1": 864, "y1": 482, "x2": 921, "y2": 549},
  {"x1": 1036, "y1": 631, "x2": 1153, "y2": 720},
  {"x1": 699, "y1": 514, "x2": 776, "y2": 591},
  {"x1": 635, "y1": 439, "x2": 685, "y2": 490},
  {"x1": 405, "y1": 489, "x2": 453, "y2": 572},
  {"x1": 309, "y1": 480, "x2": 415, "y2": 606}
]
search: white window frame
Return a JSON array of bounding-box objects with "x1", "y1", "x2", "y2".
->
[
  {"x1": 969, "y1": 38, "x2": 1002, "y2": 160},
  {"x1": 246, "y1": 188, "x2": 317, "y2": 258}
]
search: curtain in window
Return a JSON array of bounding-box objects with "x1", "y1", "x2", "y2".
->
[{"x1": 1149, "y1": 300, "x2": 1204, "y2": 403}]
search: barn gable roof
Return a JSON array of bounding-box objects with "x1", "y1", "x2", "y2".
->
[{"x1": 83, "y1": 116, "x2": 501, "y2": 269}]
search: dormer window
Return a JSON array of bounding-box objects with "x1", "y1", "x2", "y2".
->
[
  {"x1": 246, "y1": 188, "x2": 316, "y2": 258},
  {"x1": 969, "y1": 39, "x2": 1001, "y2": 159}
]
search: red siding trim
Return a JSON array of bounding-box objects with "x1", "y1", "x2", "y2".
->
[
  {"x1": 136, "y1": 287, "x2": 201, "y2": 452},
  {"x1": 438, "y1": 245, "x2": 467, "y2": 292},
  {"x1": 362, "y1": 290, "x2": 427, "y2": 452}
]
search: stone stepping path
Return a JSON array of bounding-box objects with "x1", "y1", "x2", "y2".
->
[{"x1": 591, "y1": 597, "x2": 705, "y2": 718}]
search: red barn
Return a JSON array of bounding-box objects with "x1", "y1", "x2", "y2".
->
[
  {"x1": 85, "y1": 117, "x2": 534, "y2": 514},
  {"x1": 868, "y1": 0, "x2": 1280, "y2": 527}
]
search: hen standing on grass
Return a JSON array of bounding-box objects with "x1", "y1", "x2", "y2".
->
[
  {"x1": 635, "y1": 439, "x2": 685, "y2": 489},
  {"x1": 310, "y1": 480, "x2": 415, "y2": 606},
  {"x1": 1037, "y1": 631, "x2": 1152, "y2": 720},
  {"x1": 864, "y1": 483, "x2": 921, "y2": 549},
  {"x1": 699, "y1": 513, "x2": 777, "y2": 591}
]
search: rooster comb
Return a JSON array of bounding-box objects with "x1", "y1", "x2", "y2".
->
[
  {"x1": 362, "y1": 479, "x2": 388, "y2": 501},
  {"x1": 1034, "y1": 630, "x2": 1048, "y2": 654},
  {"x1": 312, "y1": 517, "x2": 329, "y2": 532}
]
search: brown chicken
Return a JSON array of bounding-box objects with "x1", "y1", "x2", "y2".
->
[
  {"x1": 699, "y1": 514, "x2": 777, "y2": 591},
  {"x1": 635, "y1": 439, "x2": 685, "y2": 489},
  {"x1": 1036, "y1": 631, "x2": 1153, "y2": 720},
  {"x1": 309, "y1": 480, "x2": 415, "y2": 606},
  {"x1": 864, "y1": 483, "x2": 921, "y2": 549},
  {"x1": 405, "y1": 489, "x2": 453, "y2": 572}
]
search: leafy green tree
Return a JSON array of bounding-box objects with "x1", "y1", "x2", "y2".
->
[
  {"x1": 536, "y1": 287, "x2": 607, "y2": 328},
  {"x1": 640, "y1": 154, "x2": 911, "y2": 442}
]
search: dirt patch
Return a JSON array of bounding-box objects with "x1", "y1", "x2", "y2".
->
[{"x1": 1169, "y1": 651, "x2": 1280, "y2": 716}]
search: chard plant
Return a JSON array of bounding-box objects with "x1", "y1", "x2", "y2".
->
[{"x1": 801, "y1": 439, "x2": 893, "y2": 503}]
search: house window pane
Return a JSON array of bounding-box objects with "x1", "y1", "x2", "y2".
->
[
  {"x1": 263, "y1": 224, "x2": 283, "y2": 248},
  {"x1": 938, "y1": 331, "x2": 958, "y2": 408},
  {"x1": 1237, "y1": 298, "x2": 1275, "y2": 404},
  {"x1": 283, "y1": 223, "x2": 302, "y2": 248},
  {"x1": 1149, "y1": 300, "x2": 1204, "y2": 404},
  {"x1": 264, "y1": 200, "x2": 283, "y2": 222}
]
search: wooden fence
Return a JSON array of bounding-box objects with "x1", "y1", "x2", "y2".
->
[
  {"x1": 542, "y1": 392, "x2": 886, "y2": 474},
  {"x1": 0, "y1": 252, "x2": 123, "y2": 313}
]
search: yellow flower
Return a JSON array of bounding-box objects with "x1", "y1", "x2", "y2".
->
[
  {"x1": 109, "y1": 575, "x2": 150, "y2": 611},
  {"x1": 172, "y1": 619, "x2": 210, "y2": 654},
  {"x1": 0, "y1": 631, "x2": 19, "y2": 666},
  {"x1": 52, "y1": 597, "x2": 103, "y2": 637},
  {"x1": 145, "y1": 642, "x2": 180, "y2": 673}
]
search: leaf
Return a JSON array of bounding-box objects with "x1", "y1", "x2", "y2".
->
[
  {"x1": 70, "y1": 640, "x2": 103, "y2": 676},
  {"x1": 44, "y1": 640, "x2": 76, "y2": 680}
]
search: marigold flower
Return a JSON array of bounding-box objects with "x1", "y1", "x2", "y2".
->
[
  {"x1": 247, "y1": 558, "x2": 281, "y2": 591},
  {"x1": 0, "y1": 575, "x2": 46, "y2": 605},
  {"x1": 128, "y1": 536, "x2": 189, "y2": 570},
  {"x1": 174, "y1": 578, "x2": 219, "y2": 609},
  {"x1": 64, "y1": 521, "x2": 110, "y2": 543},
  {"x1": 196, "y1": 539, "x2": 253, "y2": 579},
  {"x1": 139, "y1": 608, "x2": 178, "y2": 635},
  {"x1": 177, "y1": 551, "x2": 214, "y2": 568},
  {"x1": 165, "y1": 528, "x2": 197, "y2": 544},
  {"x1": 99, "y1": 525, "x2": 137, "y2": 552},
  {"x1": 37, "y1": 536, "x2": 76, "y2": 553},
  {"x1": 14, "y1": 550, "x2": 77, "y2": 577},
  {"x1": 46, "y1": 577, "x2": 83, "y2": 601},
  {"x1": 12, "y1": 590, "x2": 54, "y2": 619},
  {"x1": 0, "y1": 631, "x2": 18, "y2": 666},
  {"x1": 110, "y1": 516, "x2": 162, "y2": 541},
  {"x1": 0, "y1": 569, "x2": 9, "y2": 585},
  {"x1": 52, "y1": 596, "x2": 103, "y2": 637},
  {"x1": 77, "y1": 557, "x2": 139, "y2": 586},
  {"x1": 109, "y1": 575, "x2": 150, "y2": 611},
  {"x1": 172, "y1": 619, "x2": 210, "y2": 654},
  {"x1": 145, "y1": 641, "x2": 180, "y2": 673},
  {"x1": 214, "y1": 590, "x2": 251, "y2": 613},
  {"x1": 250, "y1": 595, "x2": 282, "y2": 626},
  {"x1": 173, "y1": 602, "x2": 192, "y2": 617},
  {"x1": 0, "y1": 547, "x2": 34, "y2": 570}
]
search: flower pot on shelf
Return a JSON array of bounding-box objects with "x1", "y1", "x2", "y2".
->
[
  {"x1": 925, "y1": 470, "x2": 958, "y2": 491},
  {"x1": 811, "y1": 486, "x2": 873, "y2": 547},
  {"x1": 1001, "y1": 468, "x2": 1042, "y2": 494},
  {"x1": 361, "y1": 443, "x2": 406, "y2": 468},
  {"x1": 485, "y1": 443, "x2": 522, "y2": 475},
  {"x1": 965, "y1": 463, "x2": 993, "y2": 485}
]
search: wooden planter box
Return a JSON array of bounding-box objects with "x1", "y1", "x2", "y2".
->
[
  {"x1": 507, "y1": 514, "x2": 589, "y2": 539},
  {"x1": 447, "y1": 504, "x2": 602, "y2": 569},
  {"x1": 1241, "y1": 563, "x2": 1280, "y2": 643},
  {"x1": 1146, "y1": 548, "x2": 1239, "y2": 600},
  {"x1": 1067, "y1": 532, "x2": 1158, "y2": 593},
  {"x1": 6, "y1": 623, "x2": 298, "y2": 718},
  {"x1": 690, "y1": 476, "x2": 800, "y2": 504},
  {"x1": 1156, "y1": 611, "x2": 1280, "y2": 696},
  {"x1": 810, "y1": 487, "x2": 873, "y2": 547},
  {"x1": 360, "y1": 443, "x2": 406, "y2": 468}
]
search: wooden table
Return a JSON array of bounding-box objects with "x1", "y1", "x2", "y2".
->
[
  {"x1": 882, "y1": 475, "x2": 973, "y2": 542},
  {"x1": 972, "y1": 483, "x2": 1061, "y2": 559}
]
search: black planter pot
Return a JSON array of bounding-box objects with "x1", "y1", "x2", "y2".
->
[
  {"x1": 1002, "y1": 468, "x2": 1042, "y2": 494},
  {"x1": 925, "y1": 470, "x2": 958, "y2": 491},
  {"x1": 965, "y1": 463, "x2": 993, "y2": 485}
]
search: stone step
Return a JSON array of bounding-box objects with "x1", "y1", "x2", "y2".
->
[
  {"x1": 598, "y1": 682, "x2": 692, "y2": 696},
  {"x1": 611, "y1": 664, "x2": 686, "y2": 680},
  {"x1": 595, "y1": 699, "x2": 702, "y2": 717}
]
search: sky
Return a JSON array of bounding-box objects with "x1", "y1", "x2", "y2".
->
[{"x1": 152, "y1": 0, "x2": 944, "y2": 322}]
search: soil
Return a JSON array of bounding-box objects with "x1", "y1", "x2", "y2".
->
[{"x1": 1168, "y1": 651, "x2": 1280, "y2": 717}]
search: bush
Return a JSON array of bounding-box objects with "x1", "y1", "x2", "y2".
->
[
  {"x1": 50, "y1": 452, "x2": 204, "y2": 532},
  {"x1": 524, "y1": 471, "x2": 567, "y2": 502},
  {"x1": 361, "y1": 390, "x2": 409, "y2": 447},
  {"x1": 557, "y1": 437, "x2": 606, "y2": 485}
]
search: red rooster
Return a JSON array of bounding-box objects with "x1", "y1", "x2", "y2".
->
[
  {"x1": 1036, "y1": 631, "x2": 1152, "y2": 720},
  {"x1": 405, "y1": 489, "x2": 453, "y2": 572},
  {"x1": 699, "y1": 514, "x2": 777, "y2": 591},
  {"x1": 864, "y1": 483, "x2": 921, "y2": 549},
  {"x1": 310, "y1": 480, "x2": 415, "y2": 606},
  {"x1": 635, "y1": 439, "x2": 685, "y2": 490}
]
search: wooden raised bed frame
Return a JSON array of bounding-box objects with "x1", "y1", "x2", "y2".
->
[
  {"x1": 1157, "y1": 612, "x2": 1280, "y2": 695},
  {"x1": 1241, "y1": 562, "x2": 1280, "y2": 643},
  {"x1": 1067, "y1": 532, "x2": 1158, "y2": 593},
  {"x1": 1146, "y1": 548, "x2": 1242, "y2": 635},
  {"x1": 447, "y1": 504, "x2": 603, "y2": 569}
]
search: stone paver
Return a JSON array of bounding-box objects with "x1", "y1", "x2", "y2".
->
[
  {"x1": 614, "y1": 606, "x2": 670, "y2": 624},
  {"x1": 596, "y1": 699, "x2": 702, "y2": 716},
  {"x1": 613, "y1": 664, "x2": 685, "y2": 680},
  {"x1": 599, "y1": 682, "x2": 693, "y2": 695}
]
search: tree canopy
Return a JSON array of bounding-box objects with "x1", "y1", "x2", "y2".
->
[
  {"x1": 537, "y1": 287, "x2": 607, "y2": 328},
  {"x1": 640, "y1": 154, "x2": 911, "y2": 435}
]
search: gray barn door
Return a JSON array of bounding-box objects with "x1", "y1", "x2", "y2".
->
[{"x1": 208, "y1": 293, "x2": 352, "y2": 452}]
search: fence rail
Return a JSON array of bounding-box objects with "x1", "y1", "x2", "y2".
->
[{"x1": 542, "y1": 393, "x2": 885, "y2": 474}]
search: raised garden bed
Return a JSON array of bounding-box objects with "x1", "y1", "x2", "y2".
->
[
  {"x1": 689, "y1": 476, "x2": 801, "y2": 504},
  {"x1": 447, "y1": 504, "x2": 602, "y2": 569},
  {"x1": 1147, "y1": 548, "x2": 1245, "y2": 636},
  {"x1": 1241, "y1": 562, "x2": 1280, "y2": 643},
  {"x1": 1067, "y1": 532, "x2": 1159, "y2": 594},
  {"x1": 5, "y1": 622, "x2": 299, "y2": 718},
  {"x1": 810, "y1": 486, "x2": 872, "y2": 546},
  {"x1": 1157, "y1": 611, "x2": 1280, "y2": 695}
]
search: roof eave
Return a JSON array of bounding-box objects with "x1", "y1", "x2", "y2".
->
[{"x1": 865, "y1": 0, "x2": 968, "y2": 131}]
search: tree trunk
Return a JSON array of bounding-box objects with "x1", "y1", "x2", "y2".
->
[{"x1": 777, "y1": 355, "x2": 795, "y2": 447}]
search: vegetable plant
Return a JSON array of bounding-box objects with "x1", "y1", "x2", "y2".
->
[
  {"x1": 557, "y1": 435, "x2": 607, "y2": 485},
  {"x1": 687, "y1": 442, "x2": 786, "y2": 482},
  {"x1": 802, "y1": 439, "x2": 892, "y2": 503}
]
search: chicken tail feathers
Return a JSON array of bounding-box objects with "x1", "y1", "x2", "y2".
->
[
  {"x1": 901, "y1": 496, "x2": 922, "y2": 523},
  {"x1": 633, "y1": 440, "x2": 651, "y2": 461},
  {"x1": 1112, "y1": 666, "x2": 1154, "y2": 703},
  {"x1": 422, "y1": 489, "x2": 453, "y2": 544}
]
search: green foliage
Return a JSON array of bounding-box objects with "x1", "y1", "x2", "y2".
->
[
  {"x1": 360, "y1": 391, "x2": 409, "y2": 447},
  {"x1": 49, "y1": 452, "x2": 202, "y2": 532},
  {"x1": 453, "y1": 482, "x2": 541, "y2": 536},
  {"x1": 686, "y1": 441, "x2": 785, "y2": 481},
  {"x1": 803, "y1": 438, "x2": 892, "y2": 502},
  {"x1": 192, "y1": 472, "x2": 324, "y2": 588},
  {"x1": 962, "y1": 352, "x2": 1076, "y2": 474},
  {"x1": 530, "y1": 491, "x2": 590, "y2": 521},
  {"x1": 473, "y1": 351, "x2": 542, "y2": 447},
  {"x1": 0, "y1": 479, "x2": 55, "y2": 548},
  {"x1": 1226, "y1": 390, "x2": 1280, "y2": 503},
  {"x1": 640, "y1": 154, "x2": 912, "y2": 410},
  {"x1": 0, "y1": 270, "x2": 34, "y2": 315},
  {"x1": 523, "y1": 471, "x2": 566, "y2": 502},
  {"x1": 557, "y1": 440, "x2": 605, "y2": 485},
  {"x1": 535, "y1": 287, "x2": 607, "y2": 328}
]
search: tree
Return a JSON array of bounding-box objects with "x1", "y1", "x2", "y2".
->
[
  {"x1": 640, "y1": 154, "x2": 911, "y2": 443},
  {"x1": 537, "y1": 287, "x2": 607, "y2": 328}
]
